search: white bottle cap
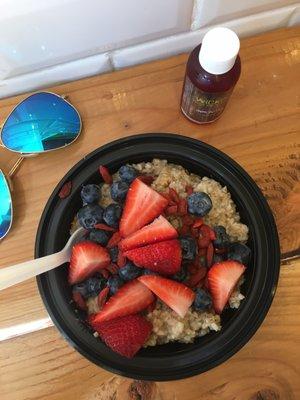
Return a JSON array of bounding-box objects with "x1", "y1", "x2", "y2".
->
[{"x1": 199, "y1": 27, "x2": 240, "y2": 75}]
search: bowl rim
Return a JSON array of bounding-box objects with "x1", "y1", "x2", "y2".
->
[{"x1": 36, "y1": 133, "x2": 280, "y2": 381}]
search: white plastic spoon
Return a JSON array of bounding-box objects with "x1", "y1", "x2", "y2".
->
[{"x1": 0, "y1": 227, "x2": 85, "y2": 291}]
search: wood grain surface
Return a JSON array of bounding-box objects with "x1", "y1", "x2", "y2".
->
[
  {"x1": 0, "y1": 27, "x2": 299, "y2": 399},
  {"x1": 1, "y1": 259, "x2": 299, "y2": 400}
]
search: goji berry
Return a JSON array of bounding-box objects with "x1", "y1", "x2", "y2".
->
[{"x1": 99, "y1": 165, "x2": 113, "y2": 184}]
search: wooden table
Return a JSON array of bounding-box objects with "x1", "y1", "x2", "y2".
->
[{"x1": 0, "y1": 27, "x2": 299, "y2": 400}]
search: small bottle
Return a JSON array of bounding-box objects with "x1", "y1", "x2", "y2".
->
[{"x1": 181, "y1": 27, "x2": 241, "y2": 124}]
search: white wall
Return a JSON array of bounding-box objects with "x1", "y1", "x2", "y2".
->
[{"x1": 0, "y1": 0, "x2": 299, "y2": 98}]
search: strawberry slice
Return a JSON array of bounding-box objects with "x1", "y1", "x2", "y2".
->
[
  {"x1": 89, "y1": 314, "x2": 152, "y2": 358},
  {"x1": 124, "y1": 239, "x2": 182, "y2": 275},
  {"x1": 207, "y1": 260, "x2": 246, "y2": 314},
  {"x1": 91, "y1": 279, "x2": 154, "y2": 323},
  {"x1": 138, "y1": 275, "x2": 195, "y2": 318},
  {"x1": 68, "y1": 242, "x2": 110, "y2": 285},
  {"x1": 119, "y1": 179, "x2": 168, "y2": 237},
  {"x1": 119, "y1": 215, "x2": 178, "y2": 251}
]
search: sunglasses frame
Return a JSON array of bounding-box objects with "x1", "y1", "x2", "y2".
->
[
  {"x1": 0, "y1": 91, "x2": 82, "y2": 155},
  {"x1": 0, "y1": 169, "x2": 13, "y2": 240},
  {"x1": 0, "y1": 91, "x2": 82, "y2": 240}
]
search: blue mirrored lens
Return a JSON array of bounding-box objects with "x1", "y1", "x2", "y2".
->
[
  {"x1": 1, "y1": 92, "x2": 81, "y2": 154},
  {"x1": 0, "y1": 171, "x2": 12, "y2": 239}
]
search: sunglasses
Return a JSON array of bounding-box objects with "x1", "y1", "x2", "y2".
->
[{"x1": 0, "y1": 91, "x2": 82, "y2": 240}]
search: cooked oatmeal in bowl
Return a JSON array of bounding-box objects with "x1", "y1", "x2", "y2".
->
[
  {"x1": 69, "y1": 159, "x2": 250, "y2": 356},
  {"x1": 36, "y1": 133, "x2": 280, "y2": 380}
]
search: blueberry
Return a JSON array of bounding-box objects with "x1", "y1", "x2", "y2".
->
[
  {"x1": 107, "y1": 276, "x2": 124, "y2": 295},
  {"x1": 172, "y1": 265, "x2": 187, "y2": 282},
  {"x1": 73, "y1": 277, "x2": 105, "y2": 299},
  {"x1": 119, "y1": 165, "x2": 138, "y2": 184},
  {"x1": 228, "y1": 242, "x2": 251, "y2": 265},
  {"x1": 212, "y1": 253, "x2": 226, "y2": 264},
  {"x1": 193, "y1": 288, "x2": 212, "y2": 311},
  {"x1": 81, "y1": 184, "x2": 101, "y2": 204},
  {"x1": 110, "y1": 181, "x2": 129, "y2": 202},
  {"x1": 187, "y1": 192, "x2": 212, "y2": 217},
  {"x1": 89, "y1": 229, "x2": 111, "y2": 246},
  {"x1": 179, "y1": 236, "x2": 197, "y2": 261},
  {"x1": 72, "y1": 282, "x2": 87, "y2": 298},
  {"x1": 77, "y1": 204, "x2": 104, "y2": 230},
  {"x1": 118, "y1": 261, "x2": 142, "y2": 281},
  {"x1": 109, "y1": 246, "x2": 119, "y2": 263},
  {"x1": 213, "y1": 226, "x2": 230, "y2": 249},
  {"x1": 103, "y1": 203, "x2": 122, "y2": 228},
  {"x1": 143, "y1": 269, "x2": 158, "y2": 276}
]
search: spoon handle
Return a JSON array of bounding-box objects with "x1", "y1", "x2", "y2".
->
[{"x1": 0, "y1": 251, "x2": 69, "y2": 291}]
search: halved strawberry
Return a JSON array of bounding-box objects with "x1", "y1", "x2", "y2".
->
[
  {"x1": 89, "y1": 314, "x2": 152, "y2": 358},
  {"x1": 119, "y1": 215, "x2": 178, "y2": 251},
  {"x1": 207, "y1": 260, "x2": 246, "y2": 314},
  {"x1": 119, "y1": 179, "x2": 168, "y2": 237},
  {"x1": 68, "y1": 242, "x2": 110, "y2": 285},
  {"x1": 91, "y1": 279, "x2": 154, "y2": 323},
  {"x1": 124, "y1": 239, "x2": 182, "y2": 275},
  {"x1": 138, "y1": 275, "x2": 195, "y2": 318}
]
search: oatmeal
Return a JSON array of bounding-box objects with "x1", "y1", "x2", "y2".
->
[{"x1": 70, "y1": 159, "x2": 250, "y2": 358}]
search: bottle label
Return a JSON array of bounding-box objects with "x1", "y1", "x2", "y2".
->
[{"x1": 181, "y1": 76, "x2": 233, "y2": 123}]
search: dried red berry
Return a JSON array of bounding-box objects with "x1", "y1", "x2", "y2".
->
[
  {"x1": 206, "y1": 242, "x2": 214, "y2": 268},
  {"x1": 117, "y1": 251, "x2": 126, "y2": 268},
  {"x1": 94, "y1": 223, "x2": 116, "y2": 232},
  {"x1": 98, "y1": 287, "x2": 110, "y2": 308},
  {"x1": 192, "y1": 218, "x2": 204, "y2": 228},
  {"x1": 178, "y1": 198, "x2": 188, "y2": 215},
  {"x1": 58, "y1": 181, "x2": 72, "y2": 199},
  {"x1": 99, "y1": 165, "x2": 113, "y2": 184},
  {"x1": 107, "y1": 231, "x2": 121, "y2": 248},
  {"x1": 169, "y1": 188, "x2": 180, "y2": 203},
  {"x1": 138, "y1": 175, "x2": 155, "y2": 185},
  {"x1": 198, "y1": 225, "x2": 212, "y2": 248},
  {"x1": 182, "y1": 215, "x2": 194, "y2": 226},
  {"x1": 185, "y1": 185, "x2": 193, "y2": 195},
  {"x1": 166, "y1": 205, "x2": 178, "y2": 215},
  {"x1": 72, "y1": 292, "x2": 87, "y2": 311}
]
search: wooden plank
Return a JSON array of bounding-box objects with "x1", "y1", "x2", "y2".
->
[
  {"x1": 0, "y1": 28, "x2": 299, "y2": 332},
  {"x1": 1, "y1": 260, "x2": 299, "y2": 400}
]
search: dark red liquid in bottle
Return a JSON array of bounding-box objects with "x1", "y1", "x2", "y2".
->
[{"x1": 181, "y1": 44, "x2": 241, "y2": 124}]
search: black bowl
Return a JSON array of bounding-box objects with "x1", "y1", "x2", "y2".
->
[{"x1": 36, "y1": 133, "x2": 280, "y2": 381}]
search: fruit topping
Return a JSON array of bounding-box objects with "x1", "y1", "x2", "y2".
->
[
  {"x1": 119, "y1": 215, "x2": 177, "y2": 251},
  {"x1": 90, "y1": 314, "x2": 152, "y2": 358},
  {"x1": 77, "y1": 204, "x2": 104, "y2": 230},
  {"x1": 187, "y1": 192, "x2": 212, "y2": 217},
  {"x1": 120, "y1": 178, "x2": 168, "y2": 237},
  {"x1": 138, "y1": 275, "x2": 195, "y2": 318},
  {"x1": 68, "y1": 242, "x2": 110, "y2": 285},
  {"x1": 207, "y1": 260, "x2": 246, "y2": 314},
  {"x1": 103, "y1": 203, "x2": 122, "y2": 228},
  {"x1": 124, "y1": 239, "x2": 182, "y2": 275},
  {"x1": 92, "y1": 279, "x2": 154, "y2": 322}
]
